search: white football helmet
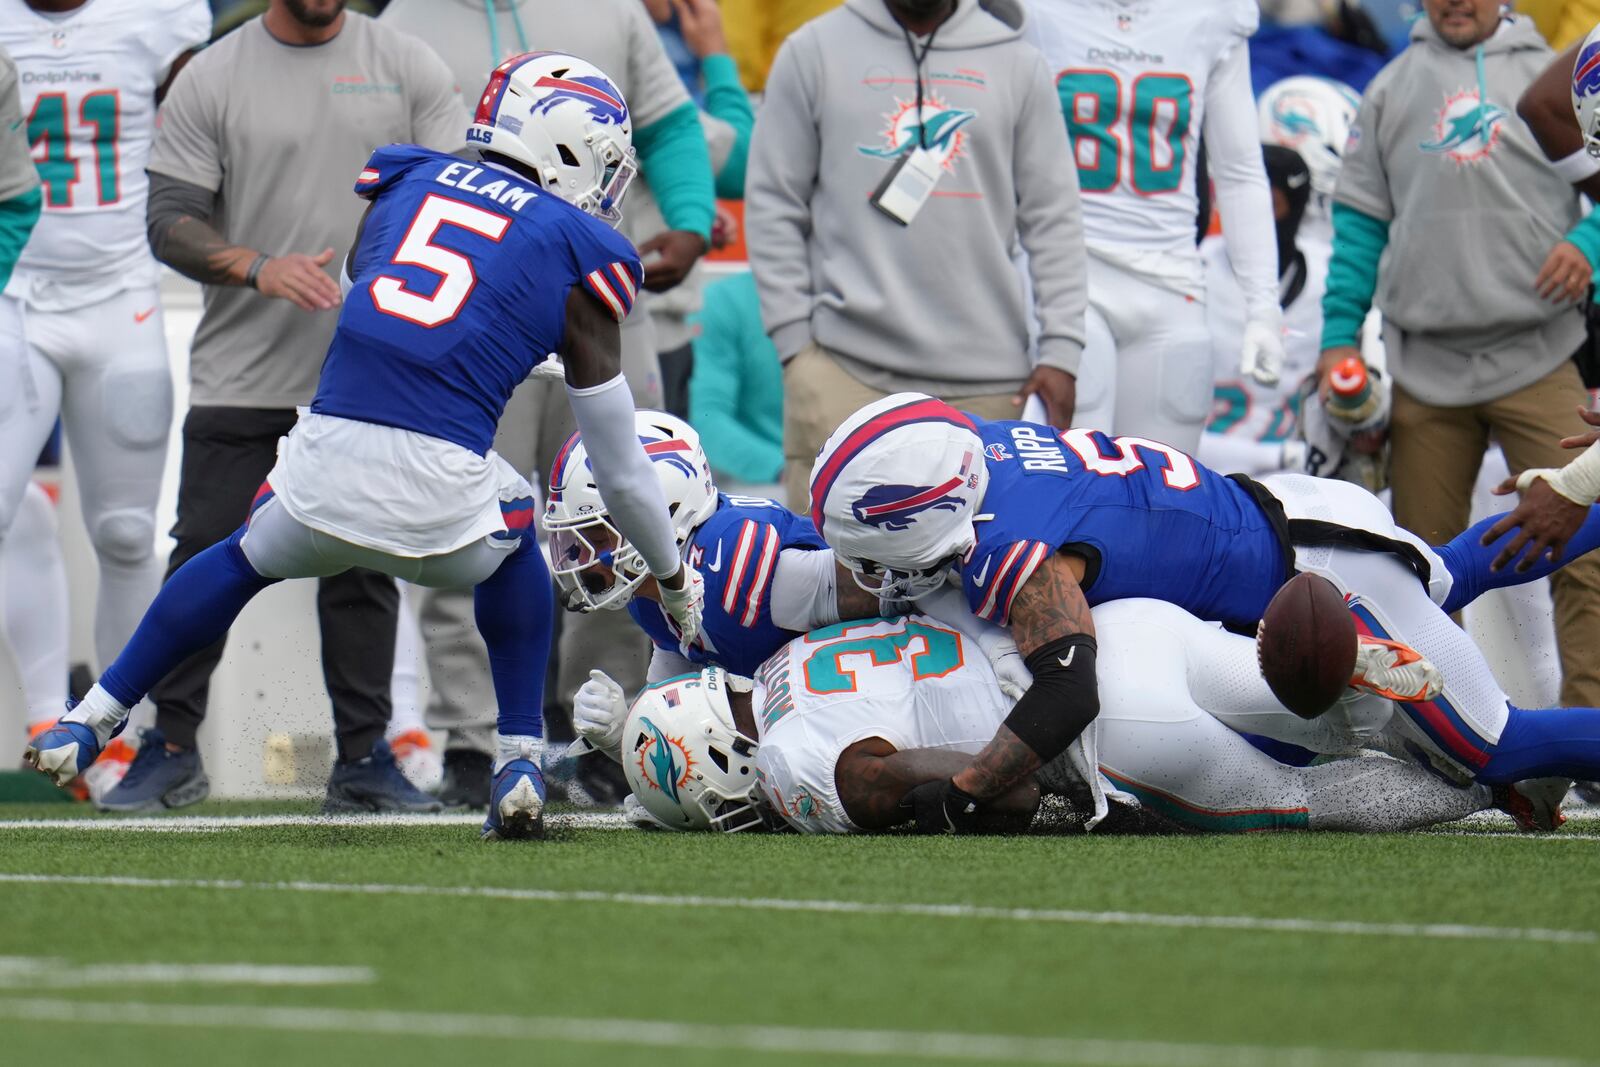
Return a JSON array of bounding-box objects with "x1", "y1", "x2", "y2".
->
[
  {"x1": 543, "y1": 410, "x2": 718, "y2": 613},
  {"x1": 466, "y1": 51, "x2": 638, "y2": 224},
  {"x1": 621, "y1": 668, "x2": 762, "y2": 832},
  {"x1": 1257, "y1": 76, "x2": 1360, "y2": 202},
  {"x1": 1574, "y1": 27, "x2": 1600, "y2": 157},
  {"x1": 808, "y1": 393, "x2": 987, "y2": 601}
]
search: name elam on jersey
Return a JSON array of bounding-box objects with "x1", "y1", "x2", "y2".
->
[{"x1": 357, "y1": 160, "x2": 540, "y2": 213}]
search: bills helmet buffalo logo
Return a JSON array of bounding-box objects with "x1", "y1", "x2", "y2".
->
[{"x1": 850, "y1": 478, "x2": 968, "y2": 531}]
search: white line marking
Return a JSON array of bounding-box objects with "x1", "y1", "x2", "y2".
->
[
  {"x1": 0, "y1": 873, "x2": 1590, "y2": 945},
  {"x1": 0, "y1": 957, "x2": 372, "y2": 989},
  {"x1": 0, "y1": 998, "x2": 1587, "y2": 1067},
  {"x1": 0, "y1": 812, "x2": 632, "y2": 832}
]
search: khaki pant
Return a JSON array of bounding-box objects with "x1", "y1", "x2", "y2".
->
[
  {"x1": 418, "y1": 323, "x2": 662, "y2": 753},
  {"x1": 782, "y1": 343, "x2": 1024, "y2": 512},
  {"x1": 1390, "y1": 360, "x2": 1600, "y2": 707}
]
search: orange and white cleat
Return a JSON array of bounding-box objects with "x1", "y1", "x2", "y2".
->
[
  {"x1": 389, "y1": 729, "x2": 444, "y2": 793},
  {"x1": 1348, "y1": 635, "x2": 1443, "y2": 704}
]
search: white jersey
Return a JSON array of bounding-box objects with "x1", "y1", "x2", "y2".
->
[
  {"x1": 751, "y1": 616, "x2": 1008, "y2": 834},
  {"x1": 0, "y1": 0, "x2": 210, "y2": 310},
  {"x1": 1026, "y1": 0, "x2": 1257, "y2": 253},
  {"x1": 1200, "y1": 236, "x2": 1321, "y2": 470}
]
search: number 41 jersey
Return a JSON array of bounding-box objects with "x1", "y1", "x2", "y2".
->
[
  {"x1": 1027, "y1": 0, "x2": 1257, "y2": 252},
  {"x1": 963, "y1": 418, "x2": 1286, "y2": 630},
  {"x1": 314, "y1": 144, "x2": 644, "y2": 456}
]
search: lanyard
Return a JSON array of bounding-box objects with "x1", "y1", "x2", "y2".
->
[{"x1": 900, "y1": 20, "x2": 944, "y2": 150}]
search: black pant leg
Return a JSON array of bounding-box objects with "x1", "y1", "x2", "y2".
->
[
  {"x1": 317, "y1": 567, "x2": 397, "y2": 762},
  {"x1": 151, "y1": 407, "x2": 294, "y2": 749}
]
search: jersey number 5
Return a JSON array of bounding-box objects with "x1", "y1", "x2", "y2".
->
[
  {"x1": 1061, "y1": 428, "x2": 1200, "y2": 490},
  {"x1": 1056, "y1": 70, "x2": 1193, "y2": 195},
  {"x1": 371, "y1": 194, "x2": 510, "y2": 328}
]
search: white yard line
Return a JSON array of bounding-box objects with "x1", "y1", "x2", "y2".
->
[
  {"x1": 0, "y1": 812, "x2": 631, "y2": 832},
  {"x1": 0, "y1": 872, "x2": 1590, "y2": 946},
  {"x1": 0, "y1": 997, "x2": 1588, "y2": 1067},
  {"x1": 0, "y1": 957, "x2": 372, "y2": 989}
]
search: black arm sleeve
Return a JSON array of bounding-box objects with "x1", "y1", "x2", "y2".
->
[
  {"x1": 1002, "y1": 634, "x2": 1099, "y2": 764},
  {"x1": 145, "y1": 171, "x2": 217, "y2": 264}
]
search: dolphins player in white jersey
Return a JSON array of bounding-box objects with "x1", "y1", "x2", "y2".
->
[
  {"x1": 591, "y1": 603, "x2": 1500, "y2": 836},
  {"x1": 0, "y1": 0, "x2": 212, "y2": 758},
  {"x1": 1025, "y1": 0, "x2": 1283, "y2": 455}
]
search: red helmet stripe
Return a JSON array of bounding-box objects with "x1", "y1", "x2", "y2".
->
[{"x1": 808, "y1": 398, "x2": 976, "y2": 532}]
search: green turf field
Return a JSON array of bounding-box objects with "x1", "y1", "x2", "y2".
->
[{"x1": 0, "y1": 803, "x2": 1596, "y2": 1066}]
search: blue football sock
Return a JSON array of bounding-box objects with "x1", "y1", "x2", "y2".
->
[
  {"x1": 1479, "y1": 703, "x2": 1600, "y2": 784},
  {"x1": 1436, "y1": 505, "x2": 1600, "y2": 614},
  {"x1": 98, "y1": 526, "x2": 278, "y2": 708},
  {"x1": 475, "y1": 537, "x2": 553, "y2": 740}
]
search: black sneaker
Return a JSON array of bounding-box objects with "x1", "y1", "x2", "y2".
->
[
  {"x1": 437, "y1": 748, "x2": 492, "y2": 810},
  {"x1": 94, "y1": 729, "x2": 210, "y2": 813},
  {"x1": 323, "y1": 739, "x2": 444, "y2": 814}
]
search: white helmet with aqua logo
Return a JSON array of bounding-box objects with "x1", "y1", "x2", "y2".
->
[{"x1": 621, "y1": 668, "x2": 762, "y2": 832}]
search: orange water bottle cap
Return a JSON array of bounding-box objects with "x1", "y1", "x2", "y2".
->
[{"x1": 1329, "y1": 356, "x2": 1369, "y2": 399}]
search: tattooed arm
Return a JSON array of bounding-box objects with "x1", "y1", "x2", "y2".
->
[
  {"x1": 835, "y1": 737, "x2": 1039, "y2": 832},
  {"x1": 146, "y1": 173, "x2": 342, "y2": 311},
  {"x1": 948, "y1": 551, "x2": 1097, "y2": 801}
]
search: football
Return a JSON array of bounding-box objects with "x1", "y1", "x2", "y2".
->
[{"x1": 1256, "y1": 572, "x2": 1357, "y2": 720}]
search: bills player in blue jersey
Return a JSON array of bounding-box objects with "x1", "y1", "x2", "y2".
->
[
  {"x1": 540, "y1": 411, "x2": 889, "y2": 760},
  {"x1": 810, "y1": 393, "x2": 1600, "y2": 833},
  {"x1": 25, "y1": 52, "x2": 705, "y2": 840}
]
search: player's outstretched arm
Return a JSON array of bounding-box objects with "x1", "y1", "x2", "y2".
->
[
  {"x1": 948, "y1": 553, "x2": 1097, "y2": 804},
  {"x1": 1484, "y1": 407, "x2": 1600, "y2": 570},
  {"x1": 835, "y1": 738, "x2": 1039, "y2": 833},
  {"x1": 561, "y1": 287, "x2": 703, "y2": 646}
]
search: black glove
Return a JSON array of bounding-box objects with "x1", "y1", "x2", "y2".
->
[{"x1": 901, "y1": 778, "x2": 983, "y2": 835}]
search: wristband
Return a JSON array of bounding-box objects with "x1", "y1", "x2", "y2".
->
[
  {"x1": 244, "y1": 253, "x2": 269, "y2": 290},
  {"x1": 1516, "y1": 442, "x2": 1600, "y2": 506},
  {"x1": 1551, "y1": 147, "x2": 1600, "y2": 185}
]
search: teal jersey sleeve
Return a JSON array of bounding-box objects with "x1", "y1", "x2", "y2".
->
[
  {"x1": 0, "y1": 185, "x2": 42, "y2": 292},
  {"x1": 701, "y1": 54, "x2": 754, "y2": 199},
  {"x1": 633, "y1": 101, "x2": 716, "y2": 242},
  {"x1": 1320, "y1": 202, "x2": 1390, "y2": 351}
]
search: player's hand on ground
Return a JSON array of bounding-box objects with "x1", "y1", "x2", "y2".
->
[
  {"x1": 672, "y1": 0, "x2": 727, "y2": 58},
  {"x1": 1535, "y1": 240, "x2": 1592, "y2": 304},
  {"x1": 1484, "y1": 475, "x2": 1590, "y2": 572},
  {"x1": 901, "y1": 778, "x2": 983, "y2": 834},
  {"x1": 1561, "y1": 406, "x2": 1600, "y2": 450},
  {"x1": 1014, "y1": 365, "x2": 1075, "y2": 428},
  {"x1": 639, "y1": 230, "x2": 708, "y2": 292},
  {"x1": 1315, "y1": 345, "x2": 1361, "y2": 402},
  {"x1": 657, "y1": 562, "x2": 706, "y2": 655},
  {"x1": 572, "y1": 669, "x2": 630, "y2": 756},
  {"x1": 256, "y1": 248, "x2": 342, "y2": 312},
  {"x1": 1240, "y1": 319, "x2": 1286, "y2": 386}
]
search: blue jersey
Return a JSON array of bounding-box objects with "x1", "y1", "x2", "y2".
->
[
  {"x1": 964, "y1": 419, "x2": 1287, "y2": 628},
  {"x1": 630, "y1": 495, "x2": 828, "y2": 676},
  {"x1": 313, "y1": 145, "x2": 644, "y2": 456}
]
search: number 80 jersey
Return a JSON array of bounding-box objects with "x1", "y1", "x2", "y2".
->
[
  {"x1": 962, "y1": 418, "x2": 1286, "y2": 630},
  {"x1": 1026, "y1": 0, "x2": 1257, "y2": 252}
]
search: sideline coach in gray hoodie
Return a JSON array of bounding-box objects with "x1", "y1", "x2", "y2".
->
[
  {"x1": 747, "y1": 0, "x2": 1087, "y2": 510},
  {"x1": 1319, "y1": 0, "x2": 1600, "y2": 708}
]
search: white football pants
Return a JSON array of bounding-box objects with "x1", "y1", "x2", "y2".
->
[
  {"x1": 0, "y1": 287, "x2": 171, "y2": 672},
  {"x1": 0, "y1": 481, "x2": 69, "y2": 725},
  {"x1": 1091, "y1": 599, "x2": 1490, "y2": 832},
  {"x1": 1070, "y1": 259, "x2": 1213, "y2": 455}
]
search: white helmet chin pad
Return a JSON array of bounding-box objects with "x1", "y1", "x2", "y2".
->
[
  {"x1": 466, "y1": 51, "x2": 637, "y2": 223},
  {"x1": 809, "y1": 393, "x2": 986, "y2": 587},
  {"x1": 621, "y1": 668, "x2": 763, "y2": 832}
]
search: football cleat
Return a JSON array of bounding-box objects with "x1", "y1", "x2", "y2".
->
[
  {"x1": 1493, "y1": 778, "x2": 1570, "y2": 833},
  {"x1": 389, "y1": 729, "x2": 444, "y2": 794},
  {"x1": 482, "y1": 757, "x2": 547, "y2": 841},
  {"x1": 24, "y1": 719, "x2": 102, "y2": 789},
  {"x1": 1348, "y1": 635, "x2": 1443, "y2": 703}
]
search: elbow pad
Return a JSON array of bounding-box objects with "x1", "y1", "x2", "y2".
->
[{"x1": 1002, "y1": 634, "x2": 1098, "y2": 764}]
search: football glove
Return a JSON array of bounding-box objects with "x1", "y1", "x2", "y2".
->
[
  {"x1": 657, "y1": 562, "x2": 706, "y2": 655},
  {"x1": 1239, "y1": 319, "x2": 1287, "y2": 387},
  {"x1": 529, "y1": 355, "x2": 566, "y2": 382},
  {"x1": 901, "y1": 778, "x2": 983, "y2": 835},
  {"x1": 571, "y1": 669, "x2": 628, "y2": 761}
]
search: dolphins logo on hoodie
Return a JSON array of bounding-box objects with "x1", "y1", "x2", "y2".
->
[
  {"x1": 1419, "y1": 89, "x2": 1505, "y2": 165},
  {"x1": 859, "y1": 94, "x2": 978, "y2": 172}
]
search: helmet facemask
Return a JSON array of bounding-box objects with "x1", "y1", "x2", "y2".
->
[{"x1": 546, "y1": 516, "x2": 648, "y2": 613}]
